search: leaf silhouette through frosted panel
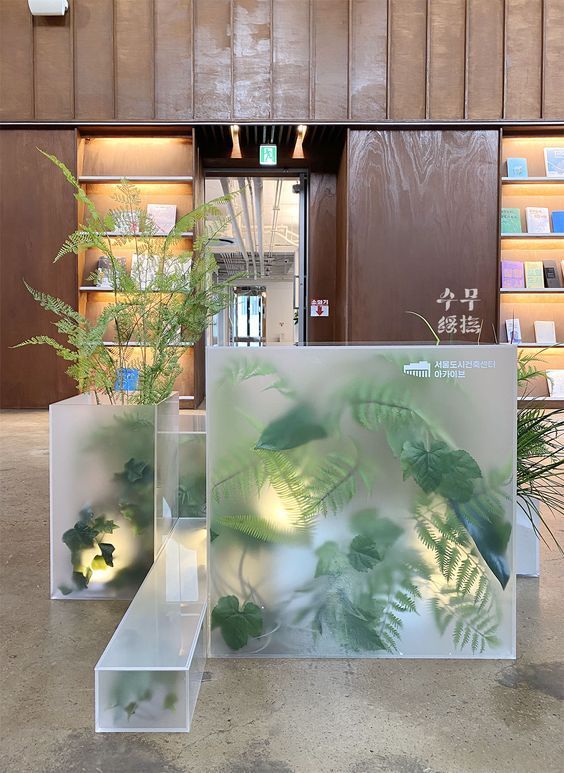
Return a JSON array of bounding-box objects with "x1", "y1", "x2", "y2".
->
[{"x1": 255, "y1": 404, "x2": 328, "y2": 451}]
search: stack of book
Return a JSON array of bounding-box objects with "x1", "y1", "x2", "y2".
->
[{"x1": 501, "y1": 259, "x2": 564, "y2": 289}]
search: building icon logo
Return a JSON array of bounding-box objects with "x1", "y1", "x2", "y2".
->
[{"x1": 403, "y1": 360, "x2": 431, "y2": 378}]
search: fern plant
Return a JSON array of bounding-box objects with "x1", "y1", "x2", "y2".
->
[{"x1": 15, "y1": 150, "x2": 237, "y2": 405}]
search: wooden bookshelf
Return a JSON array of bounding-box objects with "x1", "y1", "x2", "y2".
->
[
  {"x1": 76, "y1": 132, "x2": 197, "y2": 407},
  {"x1": 500, "y1": 131, "x2": 564, "y2": 402}
]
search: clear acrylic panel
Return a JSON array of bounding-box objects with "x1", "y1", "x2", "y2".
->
[
  {"x1": 154, "y1": 394, "x2": 180, "y2": 552},
  {"x1": 95, "y1": 518, "x2": 207, "y2": 732},
  {"x1": 50, "y1": 393, "x2": 178, "y2": 600},
  {"x1": 206, "y1": 345, "x2": 517, "y2": 658},
  {"x1": 179, "y1": 411, "x2": 206, "y2": 519}
]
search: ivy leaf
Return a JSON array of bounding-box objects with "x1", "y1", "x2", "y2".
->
[
  {"x1": 436, "y1": 450, "x2": 481, "y2": 503},
  {"x1": 337, "y1": 594, "x2": 386, "y2": 652},
  {"x1": 400, "y1": 439, "x2": 451, "y2": 492},
  {"x1": 92, "y1": 516, "x2": 119, "y2": 534},
  {"x1": 124, "y1": 702, "x2": 137, "y2": 720},
  {"x1": 211, "y1": 595, "x2": 263, "y2": 650},
  {"x1": 348, "y1": 535, "x2": 381, "y2": 572},
  {"x1": 255, "y1": 404, "x2": 327, "y2": 451},
  {"x1": 91, "y1": 555, "x2": 107, "y2": 570},
  {"x1": 62, "y1": 521, "x2": 99, "y2": 552},
  {"x1": 116, "y1": 458, "x2": 151, "y2": 484},
  {"x1": 350, "y1": 509, "x2": 403, "y2": 550},
  {"x1": 99, "y1": 543, "x2": 115, "y2": 567},
  {"x1": 72, "y1": 568, "x2": 92, "y2": 589},
  {"x1": 315, "y1": 541, "x2": 350, "y2": 577},
  {"x1": 163, "y1": 692, "x2": 177, "y2": 711}
]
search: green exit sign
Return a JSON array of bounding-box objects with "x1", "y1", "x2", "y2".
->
[{"x1": 259, "y1": 144, "x2": 277, "y2": 166}]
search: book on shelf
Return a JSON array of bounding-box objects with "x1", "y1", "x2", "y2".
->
[
  {"x1": 551, "y1": 211, "x2": 564, "y2": 233},
  {"x1": 501, "y1": 260, "x2": 525, "y2": 288},
  {"x1": 505, "y1": 318, "x2": 522, "y2": 344},
  {"x1": 147, "y1": 203, "x2": 177, "y2": 235},
  {"x1": 544, "y1": 148, "x2": 564, "y2": 178},
  {"x1": 543, "y1": 260, "x2": 563, "y2": 288},
  {"x1": 95, "y1": 256, "x2": 127, "y2": 288},
  {"x1": 534, "y1": 321, "x2": 557, "y2": 345},
  {"x1": 114, "y1": 367, "x2": 139, "y2": 392},
  {"x1": 525, "y1": 206, "x2": 551, "y2": 234},
  {"x1": 546, "y1": 370, "x2": 564, "y2": 398},
  {"x1": 562, "y1": 260, "x2": 564, "y2": 282},
  {"x1": 506, "y1": 158, "x2": 528, "y2": 178},
  {"x1": 524, "y1": 261, "x2": 545, "y2": 288},
  {"x1": 501, "y1": 207, "x2": 522, "y2": 234}
]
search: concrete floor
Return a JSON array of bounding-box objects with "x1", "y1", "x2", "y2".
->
[{"x1": 1, "y1": 410, "x2": 563, "y2": 773}]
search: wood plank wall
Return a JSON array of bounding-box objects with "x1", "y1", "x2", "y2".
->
[
  {"x1": 1, "y1": 0, "x2": 562, "y2": 122},
  {"x1": 342, "y1": 129, "x2": 500, "y2": 343}
]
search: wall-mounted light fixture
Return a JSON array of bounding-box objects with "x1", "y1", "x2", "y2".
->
[
  {"x1": 28, "y1": 0, "x2": 68, "y2": 15},
  {"x1": 230, "y1": 125, "x2": 242, "y2": 159},
  {"x1": 292, "y1": 125, "x2": 307, "y2": 159}
]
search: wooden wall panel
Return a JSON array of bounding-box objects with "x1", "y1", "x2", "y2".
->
[
  {"x1": 193, "y1": 0, "x2": 232, "y2": 120},
  {"x1": 312, "y1": 0, "x2": 349, "y2": 120},
  {"x1": 272, "y1": 0, "x2": 310, "y2": 119},
  {"x1": 33, "y1": 6, "x2": 74, "y2": 119},
  {"x1": 349, "y1": 0, "x2": 387, "y2": 120},
  {"x1": 543, "y1": 0, "x2": 564, "y2": 119},
  {"x1": 233, "y1": 0, "x2": 271, "y2": 120},
  {"x1": 155, "y1": 0, "x2": 193, "y2": 119},
  {"x1": 505, "y1": 0, "x2": 542, "y2": 119},
  {"x1": 335, "y1": 136, "x2": 349, "y2": 342},
  {"x1": 0, "y1": 129, "x2": 78, "y2": 408},
  {"x1": 0, "y1": 0, "x2": 34, "y2": 120},
  {"x1": 388, "y1": 0, "x2": 427, "y2": 119},
  {"x1": 74, "y1": 0, "x2": 114, "y2": 119},
  {"x1": 466, "y1": 0, "x2": 504, "y2": 119},
  {"x1": 114, "y1": 0, "x2": 154, "y2": 120},
  {"x1": 345, "y1": 130, "x2": 500, "y2": 343},
  {"x1": 308, "y1": 173, "x2": 337, "y2": 342},
  {"x1": 428, "y1": 0, "x2": 465, "y2": 119}
]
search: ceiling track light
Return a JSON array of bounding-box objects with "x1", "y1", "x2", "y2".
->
[
  {"x1": 230, "y1": 125, "x2": 242, "y2": 159},
  {"x1": 293, "y1": 125, "x2": 307, "y2": 159},
  {"x1": 28, "y1": 0, "x2": 68, "y2": 14}
]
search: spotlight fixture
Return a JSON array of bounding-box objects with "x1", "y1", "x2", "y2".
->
[
  {"x1": 28, "y1": 0, "x2": 68, "y2": 14},
  {"x1": 230, "y1": 125, "x2": 242, "y2": 159},
  {"x1": 292, "y1": 125, "x2": 307, "y2": 159}
]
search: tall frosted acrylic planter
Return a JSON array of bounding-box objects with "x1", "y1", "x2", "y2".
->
[
  {"x1": 95, "y1": 519, "x2": 207, "y2": 732},
  {"x1": 207, "y1": 345, "x2": 517, "y2": 659},
  {"x1": 50, "y1": 393, "x2": 178, "y2": 600},
  {"x1": 516, "y1": 496, "x2": 540, "y2": 577}
]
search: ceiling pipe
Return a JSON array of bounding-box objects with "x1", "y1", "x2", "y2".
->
[
  {"x1": 239, "y1": 181, "x2": 257, "y2": 279},
  {"x1": 220, "y1": 178, "x2": 249, "y2": 275},
  {"x1": 253, "y1": 178, "x2": 265, "y2": 277}
]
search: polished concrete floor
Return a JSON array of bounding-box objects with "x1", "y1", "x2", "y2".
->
[{"x1": 1, "y1": 410, "x2": 563, "y2": 773}]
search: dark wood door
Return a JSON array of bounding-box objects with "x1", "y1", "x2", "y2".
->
[
  {"x1": 0, "y1": 129, "x2": 78, "y2": 407},
  {"x1": 343, "y1": 129, "x2": 500, "y2": 343}
]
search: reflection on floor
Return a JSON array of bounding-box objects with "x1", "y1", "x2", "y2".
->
[{"x1": 1, "y1": 410, "x2": 563, "y2": 773}]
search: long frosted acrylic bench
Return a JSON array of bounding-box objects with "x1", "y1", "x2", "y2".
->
[{"x1": 95, "y1": 518, "x2": 207, "y2": 732}]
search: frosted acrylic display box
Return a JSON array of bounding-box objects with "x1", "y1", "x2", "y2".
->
[
  {"x1": 50, "y1": 392, "x2": 178, "y2": 600},
  {"x1": 207, "y1": 345, "x2": 517, "y2": 659},
  {"x1": 95, "y1": 518, "x2": 207, "y2": 732}
]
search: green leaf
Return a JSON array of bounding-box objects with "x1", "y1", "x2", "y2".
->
[
  {"x1": 62, "y1": 520, "x2": 99, "y2": 552},
  {"x1": 116, "y1": 458, "x2": 151, "y2": 484},
  {"x1": 92, "y1": 516, "x2": 119, "y2": 534},
  {"x1": 124, "y1": 702, "x2": 138, "y2": 720},
  {"x1": 163, "y1": 692, "x2": 177, "y2": 711},
  {"x1": 436, "y1": 449, "x2": 482, "y2": 503},
  {"x1": 348, "y1": 535, "x2": 381, "y2": 572},
  {"x1": 91, "y1": 555, "x2": 107, "y2": 570},
  {"x1": 255, "y1": 404, "x2": 327, "y2": 451},
  {"x1": 314, "y1": 542, "x2": 350, "y2": 577},
  {"x1": 400, "y1": 439, "x2": 451, "y2": 492},
  {"x1": 72, "y1": 568, "x2": 92, "y2": 589},
  {"x1": 350, "y1": 509, "x2": 403, "y2": 550},
  {"x1": 99, "y1": 542, "x2": 115, "y2": 567},
  {"x1": 211, "y1": 595, "x2": 263, "y2": 650}
]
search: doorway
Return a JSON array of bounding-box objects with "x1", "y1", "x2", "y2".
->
[{"x1": 205, "y1": 173, "x2": 306, "y2": 346}]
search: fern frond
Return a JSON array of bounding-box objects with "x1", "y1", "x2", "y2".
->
[
  {"x1": 212, "y1": 447, "x2": 267, "y2": 502},
  {"x1": 309, "y1": 451, "x2": 358, "y2": 515},
  {"x1": 23, "y1": 282, "x2": 84, "y2": 323},
  {"x1": 216, "y1": 514, "x2": 311, "y2": 544},
  {"x1": 12, "y1": 335, "x2": 77, "y2": 360},
  {"x1": 262, "y1": 451, "x2": 317, "y2": 521}
]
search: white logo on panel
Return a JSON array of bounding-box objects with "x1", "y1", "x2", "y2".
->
[{"x1": 403, "y1": 360, "x2": 431, "y2": 378}]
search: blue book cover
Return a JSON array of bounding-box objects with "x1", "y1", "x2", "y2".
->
[
  {"x1": 551, "y1": 210, "x2": 564, "y2": 233},
  {"x1": 114, "y1": 367, "x2": 139, "y2": 391},
  {"x1": 506, "y1": 157, "x2": 528, "y2": 178},
  {"x1": 544, "y1": 148, "x2": 564, "y2": 177}
]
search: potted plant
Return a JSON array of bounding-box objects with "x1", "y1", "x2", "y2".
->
[
  {"x1": 16, "y1": 152, "x2": 234, "y2": 598},
  {"x1": 516, "y1": 350, "x2": 564, "y2": 575}
]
